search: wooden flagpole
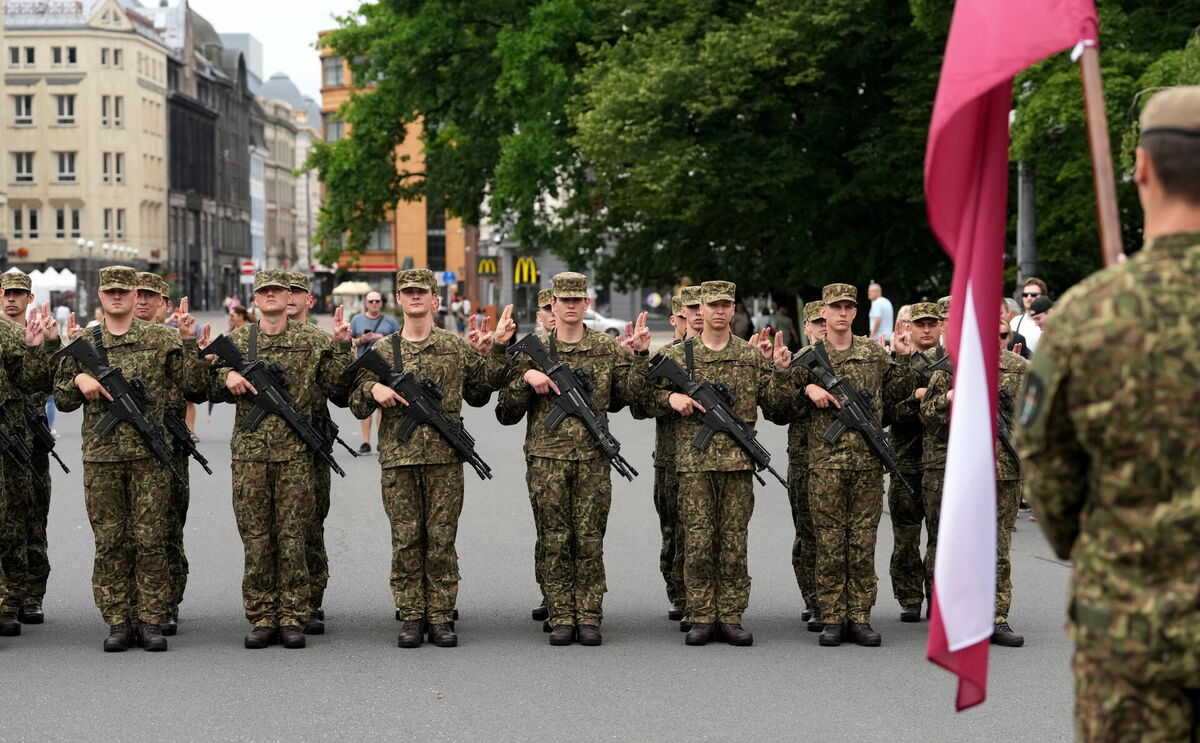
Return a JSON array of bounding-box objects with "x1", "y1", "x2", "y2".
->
[{"x1": 1076, "y1": 42, "x2": 1125, "y2": 267}]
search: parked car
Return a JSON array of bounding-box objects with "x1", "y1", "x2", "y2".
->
[{"x1": 583, "y1": 309, "x2": 626, "y2": 336}]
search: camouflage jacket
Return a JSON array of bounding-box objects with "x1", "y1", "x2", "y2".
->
[
  {"x1": 996, "y1": 349, "x2": 1026, "y2": 481},
  {"x1": 759, "y1": 349, "x2": 810, "y2": 470},
  {"x1": 496, "y1": 328, "x2": 645, "y2": 461},
  {"x1": 54, "y1": 319, "x2": 206, "y2": 462},
  {"x1": 888, "y1": 347, "x2": 946, "y2": 473},
  {"x1": 651, "y1": 339, "x2": 684, "y2": 468},
  {"x1": 0, "y1": 316, "x2": 57, "y2": 444},
  {"x1": 209, "y1": 321, "x2": 352, "y2": 462},
  {"x1": 1017, "y1": 230, "x2": 1200, "y2": 677},
  {"x1": 348, "y1": 328, "x2": 508, "y2": 468},
  {"x1": 789, "y1": 336, "x2": 914, "y2": 471},
  {"x1": 645, "y1": 335, "x2": 787, "y2": 473}
]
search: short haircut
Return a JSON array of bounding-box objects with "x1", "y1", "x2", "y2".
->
[
  {"x1": 1142, "y1": 132, "x2": 1200, "y2": 204},
  {"x1": 1003, "y1": 298, "x2": 1022, "y2": 316},
  {"x1": 869, "y1": 282, "x2": 882, "y2": 291},
  {"x1": 1022, "y1": 277, "x2": 1047, "y2": 295}
]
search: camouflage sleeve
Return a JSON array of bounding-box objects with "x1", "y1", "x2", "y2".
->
[
  {"x1": 495, "y1": 355, "x2": 534, "y2": 426},
  {"x1": 612, "y1": 350, "x2": 649, "y2": 416},
  {"x1": 318, "y1": 339, "x2": 354, "y2": 402},
  {"x1": 52, "y1": 353, "x2": 85, "y2": 412},
  {"x1": 761, "y1": 367, "x2": 803, "y2": 424},
  {"x1": 463, "y1": 341, "x2": 510, "y2": 402},
  {"x1": 166, "y1": 337, "x2": 209, "y2": 401},
  {"x1": 348, "y1": 336, "x2": 388, "y2": 420},
  {"x1": 881, "y1": 351, "x2": 915, "y2": 420},
  {"x1": 920, "y1": 369, "x2": 952, "y2": 428},
  {"x1": 1016, "y1": 332, "x2": 1088, "y2": 559}
]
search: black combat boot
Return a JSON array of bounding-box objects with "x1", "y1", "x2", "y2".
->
[
  {"x1": 718, "y1": 622, "x2": 754, "y2": 646},
  {"x1": 140, "y1": 623, "x2": 168, "y2": 652},
  {"x1": 531, "y1": 599, "x2": 549, "y2": 622},
  {"x1": 577, "y1": 625, "x2": 602, "y2": 646},
  {"x1": 818, "y1": 621, "x2": 843, "y2": 647},
  {"x1": 17, "y1": 604, "x2": 44, "y2": 624},
  {"x1": 316, "y1": 607, "x2": 325, "y2": 620},
  {"x1": 846, "y1": 622, "x2": 882, "y2": 647},
  {"x1": 397, "y1": 620, "x2": 424, "y2": 648},
  {"x1": 801, "y1": 606, "x2": 813, "y2": 623},
  {"x1": 104, "y1": 622, "x2": 134, "y2": 652},
  {"x1": 668, "y1": 603, "x2": 685, "y2": 621},
  {"x1": 991, "y1": 621, "x2": 1025, "y2": 647},
  {"x1": 548, "y1": 625, "x2": 575, "y2": 646},
  {"x1": 428, "y1": 623, "x2": 458, "y2": 648},
  {"x1": 900, "y1": 604, "x2": 922, "y2": 623},
  {"x1": 807, "y1": 608, "x2": 824, "y2": 633},
  {"x1": 679, "y1": 616, "x2": 693, "y2": 632},
  {"x1": 161, "y1": 607, "x2": 178, "y2": 636},
  {"x1": 244, "y1": 626, "x2": 278, "y2": 649},
  {"x1": 303, "y1": 612, "x2": 325, "y2": 635},
  {"x1": 685, "y1": 622, "x2": 715, "y2": 646},
  {"x1": 279, "y1": 625, "x2": 306, "y2": 649},
  {"x1": 542, "y1": 620, "x2": 552, "y2": 633},
  {"x1": 0, "y1": 616, "x2": 20, "y2": 636}
]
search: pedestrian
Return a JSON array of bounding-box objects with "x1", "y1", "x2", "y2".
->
[
  {"x1": 1018, "y1": 85, "x2": 1200, "y2": 741},
  {"x1": 1001, "y1": 298, "x2": 1031, "y2": 358},
  {"x1": 209, "y1": 270, "x2": 353, "y2": 650},
  {"x1": 349, "y1": 269, "x2": 515, "y2": 648},
  {"x1": 350, "y1": 291, "x2": 401, "y2": 454},
  {"x1": 1029, "y1": 295, "x2": 1053, "y2": 331},
  {"x1": 772, "y1": 306, "x2": 799, "y2": 350},
  {"x1": 1010, "y1": 277, "x2": 1046, "y2": 352},
  {"x1": 54, "y1": 266, "x2": 207, "y2": 652},
  {"x1": 731, "y1": 301, "x2": 753, "y2": 340},
  {"x1": 867, "y1": 282, "x2": 894, "y2": 344},
  {"x1": 753, "y1": 305, "x2": 773, "y2": 333}
]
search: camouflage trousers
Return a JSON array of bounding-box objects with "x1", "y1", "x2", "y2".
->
[
  {"x1": 1074, "y1": 650, "x2": 1200, "y2": 743},
  {"x1": 525, "y1": 461, "x2": 546, "y2": 599},
  {"x1": 165, "y1": 446, "x2": 189, "y2": 610},
  {"x1": 887, "y1": 468, "x2": 925, "y2": 607},
  {"x1": 382, "y1": 463, "x2": 464, "y2": 625},
  {"x1": 0, "y1": 452, "x2": 51, "y2": 613},
  {"x1": 653, "y1": 463, "x2": 685, "y2": 606},
  {"x1": 528, "y1": 456, "x2": 611, "y2": 628},
  {"x1": 232, "y1": 458, "x2": 314, "y2": 628},
  {"x1": 82, "y1": 458, "x2": 172, "y2": 625},
  {"x1": 306, "y1": 454, "x2": 332, "y2": 612},
  {"x1": 809, "y1": 467, "x2": 884, "y2": 624},
  {"x1": 787, "y1": 464, "x2": 815, "y2": 609},
  {"x1": 922, "y1": 467, "x2": 944, "y2": 601},
  {"x1": 677, "y1": 470, "x2": 754, "y2": 625}
]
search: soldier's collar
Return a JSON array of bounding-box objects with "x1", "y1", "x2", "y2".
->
[{"x1": 1144, "y1": 230, "x2": 1200, "y2": 253}]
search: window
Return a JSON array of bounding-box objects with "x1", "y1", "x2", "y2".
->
[
  {"x1": 116, "y1": 209, "x2": 126, "y2": 239},
  {"x1": 11, "y1": 208, "x2": 22, "y2": 238},
  {"x1": 70, "y1": 208, "x2": 82, "y2": 238},
  {"x1": 115, "y1": 153, "x2": 125, "y2": 184},
  {"x1": 13, "y1": 95, "x2": 32, "y2": 125},
  {"x1": 13, "y1": 152, "x2": 34, "y2": 183},
  {"x1": 7, "y1": 47, "x2": 17, "y2": 67},
  {"x1": 114, "y1": 96, "x2": 124, "y2": 127},
  {"x1": 56, "y1": 152, "x2": 77, "y2": 183},
  {"x1": 27, "y1": 208, "x2": 39, "y2": 238},
  {"x1": 24, "y1": 47, "x2": 34, "y2": 66},
  {"x1": 55, "y1": 208, "x2": 66, "y2": 238},
  {"x1": 370, "y1": 223, "x2": 392, "y2": 252},
  {"x1": 322, "y1": 113, "x2": 344, "y2": 142},
  {"x1": 55, "y1": 94, "x2": 75, "y2": 125},
  {"x1": 52, "y1": 47, "x2": 62, "y2": 66},
  {"x1": 101, "y1": 48, "x2": 109, "y2": 67},
  {"x1": 322, "y1": 56, "x2": 344, "y2": 87},
  {"x1": 102, "y1": 152, "x2": 112, "y2": 184},
  {"x1": 113, "y1": 49, "x2": 123, "y2": 68},
  {"x1": 67, "y1": 47, "x2": 77, "y2": 65},
  {"x1": 103, "y1": 208, "x2": 112, "y2": 239},
  {"x1": 101, "y1": 95, "x2": 110, "y2": 127}
]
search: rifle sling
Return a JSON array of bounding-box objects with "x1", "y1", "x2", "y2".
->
[
  {"x1": 683, "y1": 338, "x2": 695, "y2": 380},
  {"x1": 390, "y1": 335, "x2": 404, "y2": 374},
  {"x1": 547, "y1": 330, "x2": 559, "y2": 365},
  {"x1": 248, "y1": 324, "x2": 258, "y2": 362},
  {"x1": 91, "y1": 325, "x2": 108, "y2": 366}
]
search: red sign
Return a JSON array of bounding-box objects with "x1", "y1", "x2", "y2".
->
[{"x1": 240, "y1": 260, "x2": 255, "y2": 275}]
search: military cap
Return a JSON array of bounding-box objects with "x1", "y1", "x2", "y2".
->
[
  {"x1": 910, "y1": 302, "x2": 941, "y2": 322},
  {"x1": 537, "y1": 288, "x2": 553, "y2": 308},
  {"x1": 1030, "y1": 295, "x2": 1054, "y2": 315},
  {"x1": 822, "y1": 283, "x2": 857, "y2": 306},
  {"x1": 99, "y1": 266, "x2": 137, "y2": 292},
  {"x1": 701, "y1": 280, "x2": 735, "y2": 304},
  {"x1": 395, "y1": 268, "x2": 436, "y2": 292},
  {"x1": 285, "y1": 271, "x2": 311, "y2": 293},
  {"x1": 937, "y1": 295, "x2": 951, "y2": 319},
  {"x1": 1140, "y1": 85, "x2": 1200, "y2": 137},
  {"x1": 134, "y1": 271, "x2": 169, "y2": 296},
  {"x1": 803, "y1": 300, "x2": 823, "y2": 323},
  {"x1": 0, "y1": 272, "x2": 32, "y2": 292},
  {"x1": 551, "y1": 272, "x2": 588, "y2": 299},
  {"x1": 253, "y1": 269, "x2": 291, "y2": 292},
  {"x1": 671, "y1": 295, "x2": 684, "y2": 316},
  {"x1": 680, "y1": 285, "x2": 703, "y2": 307}
]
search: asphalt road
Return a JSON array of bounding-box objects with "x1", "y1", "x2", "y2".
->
[{"x1": 4, "y1": 315, "x2": 1076, "y2": 742}]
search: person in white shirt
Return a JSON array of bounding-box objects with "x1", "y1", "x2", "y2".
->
[
  {"x1": 867, "y1": 283, "x2": 894, "y2": 343},
  {"x1": 1010, "y1": 277, "x2": 1046, "y2": 352}
]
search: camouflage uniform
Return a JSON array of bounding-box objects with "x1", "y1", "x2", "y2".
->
[
  {"x1": 496, "y1": 273, "x2": 646, "y2": 629},
  {"x1": 886, "y1": 351, "x2": 928, "y2": 610},
  {"x1": 209, "y1": 272, "x2": 352, "y2": 629},
  {"x1": 349, "y1": 272, "x2": 508, "y2": 624},
  {"x1": 643, "y1": 336, "x2": 686, "y2": 608},
  {"x1": 1017, "y1": 181, "x2": 1200, "y2": 743},
  {"x1": 54, "y1": 278, "x2": 206, "y2": 626}
]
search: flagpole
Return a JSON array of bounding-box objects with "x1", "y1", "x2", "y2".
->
[{"x1": 1076, "y1": 42, "x2": 1125, "y2": 267}]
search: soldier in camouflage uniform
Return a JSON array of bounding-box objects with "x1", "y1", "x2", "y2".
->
[
  {"x1": 209, "y1": 269, "x2": 353, "y2": 650},
  {"x1": 1018, "y1": 86, "x2": 1200, "y2": 741},
  {"x1": 788, "y1": 283, "x2": 914, "y2": 647},
  {"x1": 884, "y1": 301, "x2": 943, "y2": 623},
  {"x1": 55, "y1": 266, "x2": 207, "y2": 652},
  {"x1": 496, "y1": 272, "x2": 651, "y2": 646},
  {"x1": 350, "y1": 269, "x2": 515, "y2": 648},
  {"x1": 0, "y1": 272, "x2": 59, "y2": 633},
  {"x1": 645, "y1": 281, "x2": 792, "y2": 647},
  {"x1": 528, "y1": 287, "x2": 555, "y2": 623}
]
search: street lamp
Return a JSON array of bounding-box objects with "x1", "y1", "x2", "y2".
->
[{"x1": 76, "y1": 238, "x2": 96, "y2": 316}]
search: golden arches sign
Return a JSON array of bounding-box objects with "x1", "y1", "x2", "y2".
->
[
  {"x1": 477, "y1": 257, "x2": 500, "y2": 277},
  {"x1": 514, "y1": 257, "x2": 539, "y2": 285}
]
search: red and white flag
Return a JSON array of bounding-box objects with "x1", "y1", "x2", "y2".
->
[{"x1": 924, "y1": 0, "x2": 1098, "y2": 711}]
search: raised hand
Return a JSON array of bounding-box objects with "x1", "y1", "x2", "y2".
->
[
  {"x1": 198, "y1": 323, "x2": 213, "y2": 349},
  {"x1": 756, "y1": 327, "x2": 773, "y2": 360},
  {"x1": 67, "y1": 312, "x2": 83, "y2": 339},
  {"x1": 494, "y1": 304, "x2": 517, "y2": 345},
  {"x1": 331, "y1": 305, "x2": 351, "y2": 343},
  {"x1": 772, "y1": 331, "x2": 792, "y2": 370},
  {"x1": 176, "y1": 296, "x2": 197, "y2": 340},
  {"x1": 620, "y1": 322, "x2": 636, "y2": 356},
  {"x1": 631, "y1": 311, "x2": 652, "y2": 352},
  {"x1": 40, "y1": 303, "x2": 59, "y2": 341},
  {"x1": 24, "y1": 305, "x2": 44, "y2": 346},
  {"x1": 466, "y1": 315, "x2": 482, "y2": 351},
  {"x1": 892, "y1": 329, "x2": 912, "y2": 355},
  {"x1": 474, "y1": 316, "x2": 494, "y2": 355}
]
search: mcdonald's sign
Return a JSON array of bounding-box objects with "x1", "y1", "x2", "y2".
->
[
  {"x1": 514, "y1": 256, "x2": 539, "y2": 285},
  {"x1": 477, "y1": 256, "x2": 500, "y2": 278}
]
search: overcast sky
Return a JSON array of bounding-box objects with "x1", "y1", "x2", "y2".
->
[{"x1": 186, "y1": 0, "x2": 363, "y2": 100}]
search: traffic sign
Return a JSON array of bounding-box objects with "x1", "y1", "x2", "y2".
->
[
  {"x1": 441, "y1": 270, "x2": 457, "y2": 284},
  {"x1": 240, "y1": 260, "x2": 255, "y2": 275}
]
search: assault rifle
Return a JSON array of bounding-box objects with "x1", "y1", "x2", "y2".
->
[
  {"x1": 908, "y1": 350, "x2": 954, "y2": 383},
  {"x1": 509, "y1": 333, "x2": 638, "y2": 481},
  {"x1": 0, "y1": 414, "x2": 47, "y2": 487},
  {"x1": 645, "y1": 352, "x2": 786, "y2": 488},
  {"x1": 791, "y1": 343, "x2": 913, "y2": 492},
  {"x1": 997, "y1": 389, "x2": 1020, "y2": 466},
  {"x1": 203, "y1": 334, "x2": 346, "y2": 478},
  {"x1": 314, "y1": 404, "x2": 361, "y2": 460},
  {"x1": 24, "y1": 401, "x2": 69, "y2": 474},
  {"x1": 163, "y1": 407, "x2": 212, "y2": 475},
  {"x1": 347, "y1": 348, "x2": 491, "y2": 481},
  {"x1": 55, "y1": 336, "x2": 185, "y2": 484}
]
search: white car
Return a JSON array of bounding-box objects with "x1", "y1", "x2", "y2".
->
[{"x1": 583, "y1": 309, "x2": 626, "y2": 336}]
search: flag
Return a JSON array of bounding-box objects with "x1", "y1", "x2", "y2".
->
[{"x1": 923, "y1": 0, "x2": 1098, "y2": 711}]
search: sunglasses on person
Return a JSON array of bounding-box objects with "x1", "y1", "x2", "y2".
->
[
  {"x1": 366, "y1": 299, "x2": 382, "y2": 303},
  {"x1": 1022, "y1": 292, "x2": 1041, "y2": 298}
]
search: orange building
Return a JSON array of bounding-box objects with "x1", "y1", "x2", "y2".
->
[{"x1": 317, "y1": 32, "x2": 466, "y2": 298}]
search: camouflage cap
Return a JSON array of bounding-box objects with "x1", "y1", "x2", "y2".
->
[
  {"x1": 937, "y1": 295, "x2": 952, "y2": 319},
  {"x1": 910, "y1": 302, "x2": 941, "y2": 322},
  {"x1": 537, "y1": 288, "x2": 553, "y2": 308},
  {"x1": 551, "y1": 272, "x2": 588, "y2": 299},
  {"x1": 803, "y1": 300, "x2": 823, "y2": 323},
  {"x1": 253, "y1": 269, "x2": 291, "y2": 292},
  {"x1": 134, "y1": 271, "x2": 169, "y2": 296},
  {"x1": 671, "y1": 295, "x2": 684, "y2": 316},
  {"x1": 285, "y1": 271, "x2": 311, "y2": 293},
  {"x1": 0, "y1": 272, "x2": 32, "y2": 292},
  {"x1": 395, "y1": 268, "x2": 436, "y2": 292},
  {"x1": 822, "y1": 283, "x2": 857, "y2": 305},
  {"x1": 1140, "y1": 85, "x2": 1200, "y2": 136},
  {"x1": 99, "y1": 266, "x2": 137, "y2": 292},
  {"x1": 701, "y1": 280, "x2": 735, "y2": 304},
  {"x1": 680, "y1": 285, "x2": 703, "y2": 307}
]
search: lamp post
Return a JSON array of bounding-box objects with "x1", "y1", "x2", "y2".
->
[{"x1": 75, "y1": 238, "x2": 95, "y2": 316}]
